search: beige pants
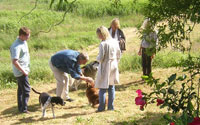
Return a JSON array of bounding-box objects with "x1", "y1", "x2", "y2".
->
[{"x1": 49, "y1": 60, "x2": 71, "y2": 100}]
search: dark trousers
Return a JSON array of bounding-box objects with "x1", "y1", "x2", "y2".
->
[
  {"x1": 16, "y1": 75, "x2": 30, "y2": 112},
  {"x1": 142, "y1": 48, "x2": 152, "y2": 76}
]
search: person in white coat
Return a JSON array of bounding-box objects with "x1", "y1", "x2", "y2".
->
[{"x1": 95, "y1": 26, "x2": 121, "y2": 112}]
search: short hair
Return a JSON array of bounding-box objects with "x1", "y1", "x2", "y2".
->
[
  {"x1": 19, "y1": 27, "x2": 30, "y2": 36},
  {"x1": 78, "y1": 52, "x2": 89, "y2": 61},
  {"x1": 96, "y1": 26, "x2": 111, "y2": 40},
  {"x1": 110, "y1": 18, "x2": 120, "y2": 29}
]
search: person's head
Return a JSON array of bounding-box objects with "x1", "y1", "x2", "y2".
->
[
  {"x1": 110, "y1": 18, "x2": 120, "y2": 31},
  {"x1": 141, "y1": 18, "x2": 153, "y2": 30},
  {"x1": 78, "y1": 52, "x2": 89, "y2": 65},
  {"x1": 96, "y1": 26, "x2": 111, "y2": 41},
  {"x1": 18, "y1": 27, "x2": 31, "y2": 41}
]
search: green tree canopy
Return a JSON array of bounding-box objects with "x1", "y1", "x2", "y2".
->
[{"x1": 140, "y1": 0, "x2": 200, "y2": 51}]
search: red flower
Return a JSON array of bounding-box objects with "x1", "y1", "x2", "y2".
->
[
  {"x1": 189, "y1": 117, "x2": 200, "y2": 125},
  {"x1": 135, "y1": 97, "x2": 146, "y2": 106},
  {"x1": 170, "y1": 122, "x2": 175, "y2": 125},
  {"x1": 136, "y1": 89, "x2": 143, "y2": 97},
  {"x1": 140, "y1": 105, "x2": 144, "y2": 110},
  {"x1": 156, "y1": 99, "x2": 164, "y2": 106},
  {"x1": 135, "y1": 89, "x2": 146, "y2": 110}
]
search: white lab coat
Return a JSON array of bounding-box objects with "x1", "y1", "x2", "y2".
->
[{"x1": 95, "y1": 38, "x2": 121, "y2": 89}]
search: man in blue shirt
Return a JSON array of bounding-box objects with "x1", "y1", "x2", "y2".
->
[
  {"x1": 49, "y1": 50, "x2": 94, "y2": 102},
  {"x1": 10, "y1": 27, "x2": 31, "y2": 113}
]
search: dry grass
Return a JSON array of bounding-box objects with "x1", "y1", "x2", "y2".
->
[{"x1": 0, "y1": 68, "x2": 180, "y2": 125}]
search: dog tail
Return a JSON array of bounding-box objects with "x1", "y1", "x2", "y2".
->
[{"x1": 31, "y1": 88, "x2": 41, "y2": 94}]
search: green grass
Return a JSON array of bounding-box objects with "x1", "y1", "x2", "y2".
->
[
  {"x1": 0, "y1": 0, "x2": 146, "y2": 89},
  {"x1": 119, "y1": 51, "x2": 192, "y2": 73}
]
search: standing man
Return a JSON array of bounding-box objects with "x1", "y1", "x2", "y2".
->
[
  {"x1": 10, "y1": 27, "x2": 31, "y2": 113},
  {"x1": 49, "y1": 50, "x2": 94, "y2": 102}
]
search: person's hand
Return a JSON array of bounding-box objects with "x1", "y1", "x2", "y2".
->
[
  {"x1": 151, "y1": 54, "x2": 155, "y2": 59},
  {"x1": 22, "y1": 70, "x2": 28, "y2": 76},
  {"x1": 86, "y1": 77, "x2": 94, "y2": 83},
  {"x1": 138, "y1": 50, "x2": 142, "y2": 56}
]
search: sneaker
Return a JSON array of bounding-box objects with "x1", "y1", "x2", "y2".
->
[{"x1": 66, "y1": 98, "x2": 74, "y2": 102}]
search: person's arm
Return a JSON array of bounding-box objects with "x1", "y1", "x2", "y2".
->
[
  {"x1": 119, "y1": 29, "x2": 126, "y2": 41},
  {"x1": 117, "y1": 44, "x2": 121, "y2": 62},
  {"x1": 12, "y1": 59, "x2": 28, "y2": 76},
  {"x1": 80, "y1": 76, "x2": 94, "y2": 83},
  {"x1": 75, "y1": 64, "x2": 83, "y2": 76},
  {"x1": 151, "y1": 32, "x2": 158, "y2": 59},
  {"x1": 97, "y1": 43, "x2": 105, "y2": 63},
  {"x1": 69, "y1": 68, "x2": 94, "y2": 83},
  {"x1": 138, "y1": 45, "x2": 142, "y2": 56}
]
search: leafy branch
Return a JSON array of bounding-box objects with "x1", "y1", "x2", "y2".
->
[
  {"x1": 34, "y1": 0, "x2": 77, "y2": 35},
  {"x1": 18, "y1": 0, "x2": 39, "y2": 23},
  {"x1": 18, "y1": 0, "x2": 78, "y2": 36}
]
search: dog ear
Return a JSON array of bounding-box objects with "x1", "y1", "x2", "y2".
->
[
  {"x1": 86, "y1": 82, "x2": 89, "y2": 87},
  {"x1": 94, "y1": 61, "x2": 99, "y2": 64}
]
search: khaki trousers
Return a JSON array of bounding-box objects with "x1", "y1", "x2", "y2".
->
[{"x1": 49, "y1": 60, "x2": 71, "y2": 100}]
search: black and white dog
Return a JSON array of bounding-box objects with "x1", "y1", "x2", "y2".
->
[
  {"x1": 70, "y1": 61, "x2": 99, "y2": 90},
  {"x1": 32, "y1": 88, "x2": 65, "y2": 118}
]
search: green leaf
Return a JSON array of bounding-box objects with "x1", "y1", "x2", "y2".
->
[
  {"x1": 160, "y1": 89, "x2": 166, "y2": 95},
  {"x1": 168, "y1": 88, "x2": 175, "y2": 95},
  {"x1": 168, "y1": 73, "x2": 177, "y2": 84},
  {"x1": 187, "y1": 101, "x2": 194, "y2": 111},
  {"x1": 163, "y1": 114, "x2": 172, "y2": 121},
  {"x1": 177, "y1": 74, "x2": 187, "y2": 81},
  {"x1": 141, "y1": 75, "x2": 149, "y2": 80}
]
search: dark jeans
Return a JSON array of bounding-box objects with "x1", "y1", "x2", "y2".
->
[
  {"x1": 142, "y1": 48, "x2": 152, "y2": 76},
  {"x1": 16, "y1": 75, "x2": 30, "y2": 112}
]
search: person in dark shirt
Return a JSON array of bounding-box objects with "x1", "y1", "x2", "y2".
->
[
  {"x1": 108, "y1": 18, "x2": 126, "y2": 52},
  {"x1": 49, "y1": 50, "x2": 94, "y2": 102}
]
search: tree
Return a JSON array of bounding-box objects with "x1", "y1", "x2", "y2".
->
[
  {"x1": 140, "y1": 0, "x2": 200, "y2": 51},
  {"x1": 134, "y1": 0, "x2": 200, "y2": 124}
]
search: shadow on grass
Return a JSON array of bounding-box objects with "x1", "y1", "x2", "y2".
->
[
  {"x1": 12, "y1": 112, "x2": 93, "y2": 125},
  {"x1": 116, "y1": 80, "x2": 145, "y2": 91},
  {"x1": 111, "y1": 111, "x2": 167, "y2": 125},
  {"x1": 1, "y1": 103, "x2": 40, "y2": 118},
  {"x1": 63, "y1": 105, "x2": 88, "y2": 110},
  {"x1": 48, "y1": 83, "x2": 87, "y2": 94},
  {"x1": 47, "y1": 80, "x2": 144, "y2": 95}
]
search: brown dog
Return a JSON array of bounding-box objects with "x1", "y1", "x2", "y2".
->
[
  {"x1": 86, "y1": 82, "x2": 99, "y2": 107},
  {"x1": 86, "y1": 82, "x2": 107, "y2": 108}
]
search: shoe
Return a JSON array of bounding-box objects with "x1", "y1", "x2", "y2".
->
[
  {"x1": 21, "y1": 110, "x2": 30, "y2": 114},
  {"x1": 95, "y1": 110, "x2": 105, "y2": 113},
  {"x1": 107, "y1": 108, "x2": 114, "y2": 111},
  {"x1": 66, "y1": 98, "x2": 74, "y2": 102}
]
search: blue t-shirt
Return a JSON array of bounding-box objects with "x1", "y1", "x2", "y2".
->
[
  {"x1": 51, "y1": 50, "x2": 82, "y2": 79},
  {"x1": 10, "y1": 38, "x2": 30, "y2": 77}
]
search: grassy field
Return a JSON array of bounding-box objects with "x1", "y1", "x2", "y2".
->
[
  {"x1": 0, "y1": 0, "x2": 145, "y2": 88},
  {"x1": 0, "y1": 0, "x2": 200, "y2": 124}
]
